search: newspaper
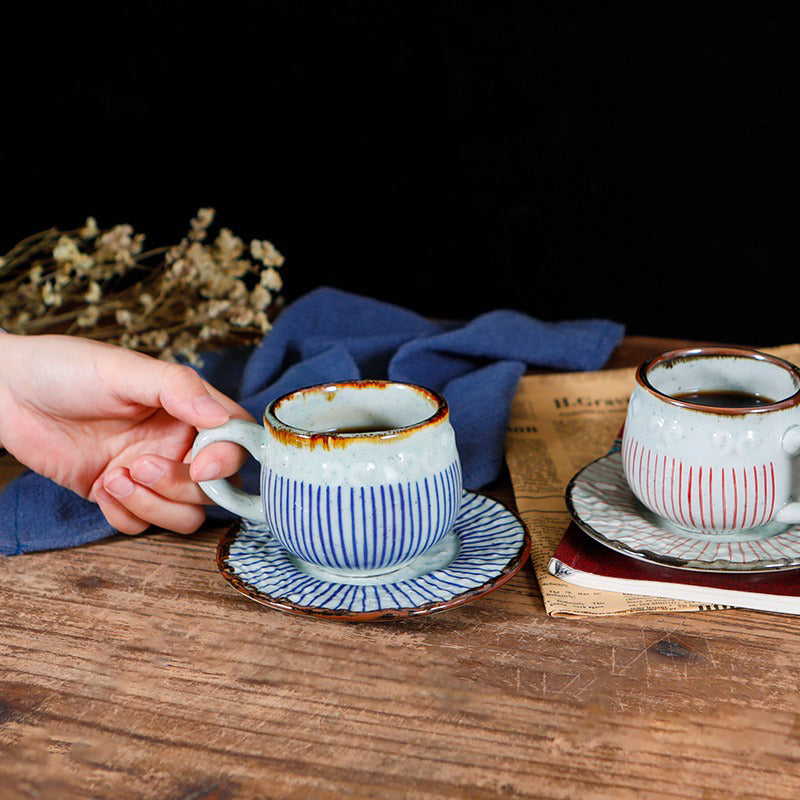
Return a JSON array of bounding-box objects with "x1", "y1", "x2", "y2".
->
[{"x1": 504, "y1": 344, "x2": 800, "y2": 617}]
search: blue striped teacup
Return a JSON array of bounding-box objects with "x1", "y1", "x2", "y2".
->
[{"x1": 192, "y1": 381, "x2": 462, "y2": 577}]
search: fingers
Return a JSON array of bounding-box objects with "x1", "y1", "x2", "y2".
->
[
  {"x1": 129, "y1": 447, "x2": 246, "y2": 503},
  {"x1": 98, "y1": 467, "x2": 208, "y2": 535},
  {"x1": 129, "y1": 457, "x2": 210, "y2": 504},
  {"x1": 94, "y1": 485, "x2": 151, "y2": 536},
  {"x1": 93, "y1": 443, "x2": 248, "y2": 535},
  {"x1": 187, "y1": 438, "x2": 250, "y2": 483}
]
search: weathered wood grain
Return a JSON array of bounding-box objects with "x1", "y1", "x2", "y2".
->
[{"x1": 2, "y1": 339, "x2": 800, "y2": 799}]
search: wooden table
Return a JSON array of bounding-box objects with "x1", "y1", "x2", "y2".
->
[{"x1": 2, "y1": 337, "x2": 799, "y2": 799}]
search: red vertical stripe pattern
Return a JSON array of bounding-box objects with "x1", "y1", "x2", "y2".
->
[{"x1": 621, "y1": 435, "x2": 776, "y2": 533}]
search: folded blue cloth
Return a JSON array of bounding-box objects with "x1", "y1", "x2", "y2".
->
[{"x1": 0, "y1": 287, "x2": 624, "y2": 555}]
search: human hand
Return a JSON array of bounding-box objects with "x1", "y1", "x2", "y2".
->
[{"x1": 0, "y1": 333, "x2": 252, "y2": 534}]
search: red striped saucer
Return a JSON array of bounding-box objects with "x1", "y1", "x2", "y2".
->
[{"x1": 566, "y1": 451, "x2": 800, "y2": 573}]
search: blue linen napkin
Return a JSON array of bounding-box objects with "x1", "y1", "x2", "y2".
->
[{"x1": 0, "y1": 287, "x2": 624, "y2": 555}]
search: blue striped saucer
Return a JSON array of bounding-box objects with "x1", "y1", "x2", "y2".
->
[{"x1": 216, "y1": 490, "x2": 530, "y2": 621}]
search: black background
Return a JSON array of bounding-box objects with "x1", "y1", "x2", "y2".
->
[{"x1": 3, "y1": 3, "x2": 797, "y2": 345}]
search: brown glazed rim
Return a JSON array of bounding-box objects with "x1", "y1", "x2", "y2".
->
[
  {"x1": 215, "y1": 499, "x2": 531, "y2": 623},
  {"x1": 636, "y1": 346, "x2": 800, "y2": 415},
  {"x1": 264, "y1": 379, "x2": 449, "y2": 446}
]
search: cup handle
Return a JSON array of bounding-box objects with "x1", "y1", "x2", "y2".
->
[
  {"x1": 191, "y1": 419, "x2": 268, "y2": 522},
  {"x1": 777, "y1": 426, "x2": 800, "y2": 524}
]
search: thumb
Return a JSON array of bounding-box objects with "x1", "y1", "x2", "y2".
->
[
  {"x1": 112, "y1": 352, "x2": 233, "y2": 428},
  {"x1": 157, "y1": 363, "x2": 233, "y2": 428}
]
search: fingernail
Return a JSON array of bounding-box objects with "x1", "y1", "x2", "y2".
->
[
  {"x1": 193, "y1": 460, "x2": 220, "y2": 482},
  {"x1": 131, "y1": 458, "x2": 164, "y2": 486},
  {"x1": 104, "y1": 470, "x2": 134, "y2": 499},
  {"x1": 193, "y1": 395, "x2": 229, "y2": 422}
]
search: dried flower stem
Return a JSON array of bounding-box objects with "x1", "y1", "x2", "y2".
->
[{"x1": 0, "y1": 210, "x2": 285, "y2": 365}]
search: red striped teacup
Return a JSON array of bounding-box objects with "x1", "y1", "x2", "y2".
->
[{"x1": 622, "y1": 347, "x2": 800, "y2": 538}]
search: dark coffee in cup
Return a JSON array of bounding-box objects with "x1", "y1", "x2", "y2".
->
[
  {"x1": 320, "y1": 425, "x2": 389, "y2": 434},
  {"x1": 672, "y1": 390, "x2": 775, "y2": 408}
]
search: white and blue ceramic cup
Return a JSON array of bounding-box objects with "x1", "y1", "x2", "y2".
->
[
  {"x1": 192, "y1": 380, "x2": 463, "y2": 578},
  {"x1": 622, "y1": 347, "x2": 800, "y2": 539}
]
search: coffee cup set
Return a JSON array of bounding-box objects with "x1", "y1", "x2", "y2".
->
[
  {"x1": 566, "y1": 347, "x2": 800, "y2": 572},
  {"x1": 192, "y1": 380, "x2": 529, "y2": 620}
]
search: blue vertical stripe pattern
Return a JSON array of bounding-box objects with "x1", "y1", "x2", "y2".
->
[
  {"x1": 225, "y1": 488, "x2": 525, "y2": 614},
  {"x1": 261, "y1": 461, "x2": 463, "y2": 571}
]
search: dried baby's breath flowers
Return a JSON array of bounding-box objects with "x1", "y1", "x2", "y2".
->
[{"x1": 0, "y1": 209, "x2": 285, "y2": 365}]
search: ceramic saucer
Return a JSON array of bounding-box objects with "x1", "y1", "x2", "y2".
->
[
  {"x1": 566, "y1": 450, "x2": 800, "y2": 572},
  {"x1": 217, "y1": 490, "x2": 530, "y2": 620}
]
